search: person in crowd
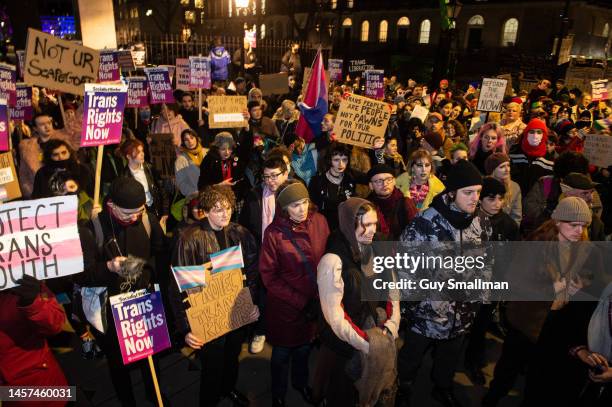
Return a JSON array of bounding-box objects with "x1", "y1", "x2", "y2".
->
[
  {"x1": 248, "y1": 88, "x2": 270, "y2": 116},
  {"x1": 430, "y1": 79, "x2": 452, "y2": 107},
  {"x1": 555, "y1": 119, "x2": 584, "y2": 154},
  {"x1": 420, "y1": 130, "x2": 446, "y2": 169},
  {"x1": 437, "y1": 142, "x2": 468, "y2": 184},
  {"x1": 246, "y1": 101, "x2": 280, "y2": 150},
  {"x1": 178, "y1": 92, "x2": 204, "y2": 132},
  {"x1": 444, "y1": 119, "x2": 467, "y2": 145},
  {"x1": 233, "y1": 40, "x2": 258, "y2": 84},
  {"x1": 367, "y1": 164, "x2": 418, "y2": 239},
  {"x1": 527, "y1": 79, "x2": 551, "y2": 107},
  {"x1": 397, "y1": 160, "x2": 484, "y2": 407},
  {"x1": 438, "y1": 99, "x2": 454, "y2": 120},
  {"x1": 31, "y1": 139, "x2": 94, "y2": 199},
  {"x1": 484, "y1": 153, "x2": 522, "y2": 225},
  {"x1": 571, "y1": 92, "x2": 592, "y2": 122},
  {"x1": 175, "y1": 128, "x2": 207, "y2": 199},
  {"x1": 469, "y1": 123, "x2": 507, "y2": 174},
  {"x1": 396, "y1": 149, "x2": 445, "y2": 212},
  {"x1": 48, "y1": 168, "x2": 95, "y2": 223},
  {"x1": 121, "y1": 139, "x2": 169, "y2": 228},
  {"x1": 170, "y1": 185, "x2": 259, "y2": 407},
  {"x1": 259, "y1": 180, "x2": 330, "y2": 407},
  {"x1": 314, "y1": 198, "x2": 400, "y2": 406},
  {"x1": 501, "y1": 100, "x2": 527, "y2": 148},
  {"x1": 151, "y1": 103, "x2": 191, "y2": 147},
  {"x1": 274, "y1": 100, "x2": 299, "y2": 146},
  {"x1": 550, "y1": 79, "x2": 570, "y2": 101},
  {"x1": 209, "y1": 36, "x2": 231, "y2": 82},
  {"x1": 378, "y1": 135, "x2": 407, "y2": 177},
  {"x1": 328, "y1": 88, "x2": 343, "y2": 115},
  {"x1": 280, "y1": 42, "x2": 302, "y2": 78},
  {"x1": 424, "y1": 112, "x2": 453, "y2": 159},
  {"x1": 287, "y1": 136, "x2": 318, "y2": 186}
]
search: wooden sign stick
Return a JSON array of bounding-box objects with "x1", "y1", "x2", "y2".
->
[
  {"x1": 148, "y1": 355, "x2": 164, "y2": 407},
  {"x1": 93, "y1": 145, "x2": 104, "y2": 206}
]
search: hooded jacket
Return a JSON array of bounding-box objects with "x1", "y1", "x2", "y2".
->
[{"x1": 510, "y1": 119, "x2": 554, "y2": 195}]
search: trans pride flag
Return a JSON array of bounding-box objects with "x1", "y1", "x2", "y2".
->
[
  {"x1": 296, "y1": 49, "x2": 328, "y2": 143},
  {"x1": 171, "y1": 265, "x2": 207, "y2": 292},
  {"x1": 210, "y1": 244, "x2": 245, "y2": 274}
]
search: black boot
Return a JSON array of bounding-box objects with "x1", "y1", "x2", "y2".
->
[{"x1": 431, "y1": 387, "x2": 464, "y2": 407}]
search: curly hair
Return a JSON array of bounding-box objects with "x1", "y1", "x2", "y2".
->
[{"x1": 198, "y1": 185, "x2": 236, "y2": 212}]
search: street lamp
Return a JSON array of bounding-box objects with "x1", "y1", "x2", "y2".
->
[
  {"x1": 235, "y1": 0, "x2": 250, "y2": 77},
  {"x1": 446, "y1": 0, "x2": 463, "y2": 28}
]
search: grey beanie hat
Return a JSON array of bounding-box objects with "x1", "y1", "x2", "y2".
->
[
  {"x1": 212, "y1": 131, "x2": 236, "y2": 149},
  {"x1": 551, "y1": 197, "x2": 592, "y2": 224},
  {"x1": 276, "y1": 182, "x2": 309, "y2": 208}
]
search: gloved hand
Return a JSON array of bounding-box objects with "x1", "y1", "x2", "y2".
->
[{"x1": 13, "y1": 275, "x2": 42, "y2": 306}]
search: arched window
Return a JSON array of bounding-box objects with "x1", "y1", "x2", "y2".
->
[
  {"x1": 397, "y1": 17, "x2": 410, "y2": 27},
  {"x1": 347, "y1": 0, "x2": 354, "y2": 8},
  {"x1": 502, "y1": 18, "x2": 519, "y2": 46},
  {"x1": 418, "y1": 19, "x2": 431, "y2": 44},
  {"x1": 379, "y1": 20, "x2": 388, "y2": 43},
  {"x1": 343, "y1": 18, "x2": 352, "y2": 27},
  {"x1": 603, "y1": 22, "x2": 610, "y2": 37},
  {"x1": 260, "y1": 24, "x2": 266, "y2": 39},
  {"x1": 361, "y1": 20, "x2": 369, "y2": 42},
  {"x1": 467, "y1": 15, "x2": 484, "y2": 26},
  {"x1": 331, "y1": 0, "x2": 337, "y2": 9}
]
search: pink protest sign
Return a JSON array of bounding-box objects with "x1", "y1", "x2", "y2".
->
[
  {"x1": 81, "y1": 83, "x2": 128, "y2": 147},
  {"x1": 0, "y1": 63, "x2": 17, "y2": 107},
  {"x1": 9, "y1": 84, "x2": 33, "y2": 121},
  {"x1": 189, "y1": 56, "x2": 211, "y2": 89},
  {"x1": 144, "y1": 67, "x2": 174, "y2": 105},
  {"x1": 98, "y1": 50, "x2": 120, "y2": 82},
  {"x1": 127, "y1": 77, "x2": 149, "y2": 108},
  {"x1": 0, "y1": 103, "x2": 8, "y2": 151}
]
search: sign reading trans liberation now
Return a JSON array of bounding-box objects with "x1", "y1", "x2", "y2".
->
[
  {"x1": 81, "y1": 83, "x2": 127, "y2": 147},
  {"x1": 110, "y1": 287, "x2": 171, "y2": 365},
  {"x1": 0, "y1": 196, "x2": 84, "y2": 291}
]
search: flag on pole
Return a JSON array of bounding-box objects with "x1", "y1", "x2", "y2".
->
[
  {"x1": 296, "y1": 49, "x2": 328, "y2": 143},
  {"x1": 210, "y1": 244, "x2": 245, "y2": 273},
  {"x1": 171, "y1": 265, "x2": 207, "y2": 292}
]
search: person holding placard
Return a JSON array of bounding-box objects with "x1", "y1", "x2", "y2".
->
[{"x1": 151, "y1": 103, "x2": 190, "y2": 147}]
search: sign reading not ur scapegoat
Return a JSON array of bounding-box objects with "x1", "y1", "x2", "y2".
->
[
  {"x1": 333, "y1": 93, "x2": 391, "y2": 149},
  {"x1": 477, "y1": 78, "x2": 508, "y2": 113}
]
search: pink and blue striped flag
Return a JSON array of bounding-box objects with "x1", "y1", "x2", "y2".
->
[
  {"x1": 296, "y1": 49, "x2": 328, "y2": 143},
  {"x1": 171, "y1": 265, "x2": 207, "y2": 292},
  {"x1": 210, "y1": 244, "x2": 245, "y2": 273}
]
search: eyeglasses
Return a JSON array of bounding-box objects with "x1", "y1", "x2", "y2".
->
[
  {"x1": 372, "y1": 177, "x2": 395, "y2": 186},
  {"x1": 262, "y1": 171, "x2": 286, "y2": 181}
]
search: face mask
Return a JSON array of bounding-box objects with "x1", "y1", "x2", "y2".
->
[
  {"x1": 527, "y1": 132, "x2": 543, "y2": 146},
  {"x1": 139, "y1": 110, "x2": 151, "y2": 121},
  {"x1": 576, "y1": 121, "x2": 591, "y2": 129}
]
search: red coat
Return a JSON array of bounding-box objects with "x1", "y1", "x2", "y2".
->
[
  {"x1": 0, "y1": 286, "x2": 68, "y2": 407},
  {"x1": 259, "y1": 211, "x2": 330, "y2": 347}
]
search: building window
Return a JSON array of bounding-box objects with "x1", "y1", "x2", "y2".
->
[
  {"x1": 378, "y1": 20, "x2": 388, "y2": 43},
  {"x1": 502, "y1": 18, "x2": 519, "y2": 46},
  {"x1": 603, "y1": 23, "x2": 610, "y2": 37},
  {"x1": 185, "y1": 11, "x2": 196, "y2": 24},
  {"x1": 361, "y1": 20, "x2": 369, "y2": 42},
  {"x1": 418, "y1": 19, "x2": 431, "y2": 44},
  {"x1": 201, "y1": 11, "x2": 205, "y2": 24},
  {"x1": 182, "y1": 27, "x2": 192, "y2": 42},
  {"x1": 397, "y1": 16, "x2": 409, "y2": 27},
  {"x1": 180, "y1": 0, "x2": 190, "y2": 6},
  {"x1": 261, "y1": 0, "x2": 265, "y2": 15},
  {"x1": 467, "y1": 15, "x2": 484, "y2": 26},
  {"x1": 331, "y1": 0, "x2": 337, "y2": 9},
  {"x1": 260, "y1": 24, "x2": 266, "y2": 39},
  {"x1": 119, "y1": 11, "x2": 123, "y2": 20},
  {"x1": 347, "y1": 0, "x2": 354, "y2": 8},
  {"x1": 133, "y1": 8, "x2": 138, "y2": 18},
  {"x1": 343, "y1": 18, "x2": 352, "y2": 27},
  {"x1": 195, "y1": 0, "x2": 204, "y2": 8},
  {"x1": 229, "y1": 0, "x2": 232, "y2": 17}
]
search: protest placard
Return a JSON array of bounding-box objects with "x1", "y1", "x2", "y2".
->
[
  {"x1": 131, "y1": 48, "x2": 146, "y2": 69},
  {"x1": 77, "y1": 0, "x2": 117, "y2": 50},
  {"x1": 208, "y1": 96, "x2": 248, "y2": 129},
  {"x1": 117, "y1": 50, "x2": 135, "y2": 72},
  {"x1": 365, "y1": 70, "x2": 384, "y2": 100},
  {"x1": 9, "y1": 84, "x2": 33, "y2": 121},
  {"x1": 329, "y1": 59, "x2": 343, "y2": 82},
  {"x1": 497, "y1": 74, "x2": 514, "y2": 97},
  {"x1": 175, "y1": 58, "x2": 191, "y2": 91},
  {"x1": 409, "y1": 104, "x2": 430, "y2": 123},
  {"x1": 477, "y1": 78, "x2": 508, "y2": 112},
  {"x1": 0, "y1": 102, "x2": 8, "y2": 151},
  {"x1": 186, "y1": 267, "x2": 258, "y2": 344},
  {"x1": 16, "y1": 50, "x2": 25, "y2": 80},
  {"x1": 0, "y1": 152, "x2": 21, "y2": 202},
  {"x1": 302, "y1": 67, "x2": 330, "y2": 97},
  {"x1": 583, "y1": 134, "x2": 612, "y2": 168},
  {"x1": 260, "y1": 72, "x2": 288, "y2": 96},
  {"x1": 144, "y1": 67, "x2": 174, "y2": 105},
  {"x1": 0, "y1": 63, "x2": 17, "y2": 106},
  {"x1": 189, "y1": 56, "x2": 211, "y2": 89},
  {"x1": 348, "y1": 59, "x2": 374, "y2": 74},
  {"x1": 110, "y1": 287, "x2": 171, "y2": 365},
  {"x1": 0, "y1": 195, "x2": 84, "y2": 290},
  {"x1": 98, "y1": 50, "x2": 120, "y2": 82},
  {"x1": 591, "y1": 79, "x2": 610, "y2": 102},
  {"x1": 149, "y1": 133, "x2": 176, "y2": 178},
  {"x1": 126, "y1": 77, "x2": 149, "y2": 108},
  {"x1": 24, "y1": 29, "x2": 100, "y2": 95},
  {"x1": 333, "y1": 93, "x2": 391, "y2": 149},
  {"x1": 81, "y1": 83, "x2": 127, "y2": 147}
]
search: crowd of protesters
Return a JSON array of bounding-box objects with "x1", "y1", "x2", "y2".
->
[{"x1": 2, "y1": 41, "x2": 612, "y2": 407}]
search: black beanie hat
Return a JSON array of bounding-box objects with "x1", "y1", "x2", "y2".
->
[
  {"x1": 110, "y1": 177, "x2": 146, "y2": 209},
  {"x1": 480, "y1": 177, "x2": 506, "y2": 199},
  {"x1": 367, "y1": 164, "x2": 395, "y2": 180},
  {"x1": 445, "y1": 160, "x2": 483, "y2": 192}
]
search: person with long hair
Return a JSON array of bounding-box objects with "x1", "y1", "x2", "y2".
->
[
  {"x1": 469, "y1": 122, "x2": 507, "y2": 174},
  {"x1": 484, "y1": 153, "x2": 522, "y2": 225},
  {"x1": 396, "y1": 149, "x2": 445, "y2": 212},
  {"x1": 175, "y1": 128, "x2": 207, "y2": 198}
]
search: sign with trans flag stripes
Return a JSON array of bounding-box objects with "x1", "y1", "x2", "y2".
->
[
  {"x1": 210, "y1": 245, "x2": 244, "y2": 273},
  {"x1": 171, "y1": 263, "x2": 208, "y2": 292}
]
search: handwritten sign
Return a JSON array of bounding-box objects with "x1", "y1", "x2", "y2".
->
[
  {"x1": 0, "y1": 152, "x2": 21, "y2": 201},
  {"x1": 497, "y1": 74, "x2": 514, "y2": 97},
  {"x1": 189, "y1": 56, "x2": 211, "y2": 89},
  {"x1": 117, "y1": 50, "x2": 135, "y2": 72},
  {"x1": 16, "y1": 50, "x2": 25, "y2": 80},
  {"x1": 81, "y1": 83, "x2": 127, "y2": 147},
  {"x1": 333, "y1": 93, "x2": 391, "y2": 149},
  {"x1": 591, "y1": 80, "x2": 610, "y2": 102},
  {"x1": 98, "y1": 50, "x2": 120, "y2": 82},
  {"x1": 0, "y1": 101, "x2": 8, "y2": 151},
  {"x1": 329, "y1": 59, "x2": 343, "y2": 82},
  {"x1": 144, "y1": 67, "x2": 174, "y2": 105},
  {"x1": 365, "y1": 70, "x2": 384, "y2": 100},
  {"x1": 477, "y1": 78, "x2": 508, "y2": 112},
  {"x1": 583, "y1": 134, "x2": 612, "y2": 168},
  {"x1": 175, "y1": 58, "x2": 191, "y2": 91},
  {"x1": 110, "y1": 287, "x2": 171, "y2": 365},
  {"x1": 126, "y1": 77, "x2": 148, "y2": 108},
  {"x1": 260, "y1": 72, "x2": 288, "y2": 96},
  {"x1": 0, "y1": 63, "x2": 17, "y2": 106},
  {"x1": 24, "y1": 29, "x2": 100, "y2": 95},
  {"x1": 0, "y1": 196, "x2": 84, "y2": 290},
  {"x1": 149, "y1": 133, "x2": 176, "y2": 178},
  {"x1": 348, "y1": 59, "x2": 374, "y2": 74},
  {"x1": 208, "y1": 96, "x2": 248, "y2": 129},
  {"x1": 9, "y1": 84, "x2": 33, "y2": 121},
  {"x1": 409, "y1": 104, "x2": 430, "y2": 123},
  {"x1": 186, "y1": 267, "x2": 258, "y2": 344}
]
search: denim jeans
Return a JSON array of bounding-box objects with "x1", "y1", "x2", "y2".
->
[{"x1": 270, "y1": 343, "x2": 312, "y2": 398}]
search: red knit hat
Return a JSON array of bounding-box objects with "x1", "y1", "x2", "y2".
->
[
  {"x1": 510, "y1": 97, "x2": 523, "y2": 105},
  {"x1": 520, "y1": 119, "x2": 548, "y2": 158}
]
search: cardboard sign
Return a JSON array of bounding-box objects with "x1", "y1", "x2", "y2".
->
[
  {"x1": 409, "y1": 104, "x2": 430, "y2": 123},
  {"x1": 186, "y1": 267, "x2": 258, "y2": 344},
  {"x1": 583, "y1": 134, "x2": 612, "y2": 168},
  {"x1": 0, "y1": 63, "x2": 17, "y2": 106},
  {"x1": 117, "y1": 50, "x2": 135, "y2": 72},
  {"x1": 149, "y1": 133, "x2": 176, "y2": 178},
  {"x1": 98, "y1": 50, "x2": 120, "y2": 83},
  {"x1": 131, "y1": 48, "x2": 146, "y2": 69},
  {"x1": 144, "y1": 67, "x2": 174, "y2": 105},
  {"x1": 329, "y1": 59, "x2": 343, "y2": 82},
  {"x1": 81, "y1": 83, "x2": 127, "y2": 147},
  {"x1": 0, "y1": 102, "x2": 8, "y2": 151},
  {"x1": 0, "y1": 152, "x2": 21, "y2": 201},
  {"x1": 348, "y1": 59, "x2": 374, "y2": 74},
  {"x1": 189, "y1": 56, "x2": 211, "y2": 89},
  {"x1": 302, "y1": 67, "x2": 330, "y2": 97},
  {"x1": 364, "y1": 70, "x2": 384, "y2": 100},
  {"x1": 9, "y1": 84, "x2": 33, "y2": 121},
  {"x1": 24, "y1": 29, "x2": 100, "y2": 96},
  {"x1": 16, "y1": 50, "x2": 25, "y2": 81},
  {"x1": 333, "y1": 93, "x2": 391, "y2": 149},
  {"x1": 260, "y1": 72, "x2": 288, "y2": 96},
  {"x1": 175, "y1": 58, "x2": 191, "y2": 91},
  {"x1": 126, "y1": 77, "x2": 148, "y2": 108},
  {"x1": 110, "y1": 288, "x2": 171, "y2": 365},
  {"x1": 0, "y1": 196, "x2": 84, "y2": 290},
  {"x1": 591, "y1": 80, "x2": 610, "y2": 102},
  {"x1": 208, "y1": 96, "x2": 248, "y2": 129},
  {"x1": 77, "y1": 0, "x2": 117, "y2": 50},
  {"x1": 497, "y1": 74, "x2": 514, "y2": 97},
  {"x1": 477, "y1": 78, "x2": 508, "y2": 112}
]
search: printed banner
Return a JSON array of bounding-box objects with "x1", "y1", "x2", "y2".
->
[
  {"x1": 208, "y1": 96, "x2": 248, "y2": 129},
  {"x1": 9, "y1": 84, "x2": 33, "y2": 121},
  {"x1": 144, "y1": 67, "x2": 174, "y2": 105},
  {"x1": 189, "y1": 56, "x2": 212, "y2": 89},
  {"x1": 0, "y1": 102, "x2": 8, "y2": 151},
  {"x1": 175, "y1": 58, "x2": 191, "y2": 91},
  {"x1": 0, "y1": 152, "x2": 21, "y2": 201},
  {"x1": 81, "y1": 83, "x2": 127, "y2": 147},
  {"x1": 98, "y1": 50, "x2": 120, "y2": 82},
  {"x1": 126, "y1": 77, "x2": 149, "y2": 108},
  {"x1": 0, "y1": 63, "x2": 17, "y2": 106},
  {"x1": 364, "y1": 70, "x2": 384, "y2": 100},
  {"x1": 329, "y1": 58, "x2": 343, "y2": 82},
  {"x1": 583, "y1": 134, "x2": 612, "y2": 168},
  {"x1": 348, "y1": 59, "x2": 374, "y2": 74},
  {"x1": 110, "y1": 287, "x2": 171, "y2": 365},
  {"x1": 591, "y1": 79, "x2": 610, "y2": 102},
  {"x1": 334, "y1": 93, "x2": 391, "y2": 149},
  {"x1": 477, "y1": 78, "x2": 508, "y2": 112},
  {"x1": 24, "y1": 28, "x2": 100, "y2": 95},
  {"x1": 117, "y1": 50, "x2": 136, "y2": 72},
  {"x1": 0, "y1": 196, "x2": 84, "y2": 290}
]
